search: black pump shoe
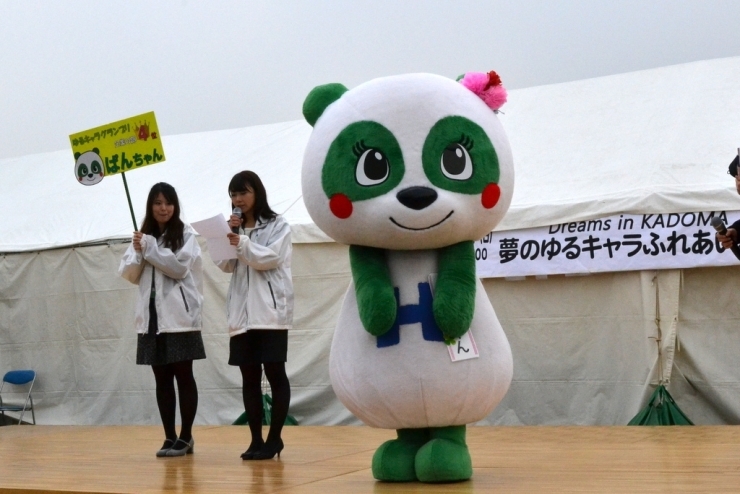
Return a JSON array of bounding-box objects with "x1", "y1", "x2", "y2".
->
[
  {"x1": 252, "y1": 439, "x2": 284, "y2": 460},
  {"x1": 240, "y1": 440, "x2": 265, "y2": 460}
]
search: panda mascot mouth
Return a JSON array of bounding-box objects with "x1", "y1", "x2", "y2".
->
[{"x1": 389, "y1": 210, "x2": 454, "y2": 231}]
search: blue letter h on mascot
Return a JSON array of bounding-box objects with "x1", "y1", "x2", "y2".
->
[{"x1": 376, "y1": 282, "x2": 445, "y2": 348}]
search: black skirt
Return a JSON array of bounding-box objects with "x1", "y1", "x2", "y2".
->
[
  {"x1": 136, "y1": 297, "x2": 206, "y2": 366},
  {"x1": 228, "y1": 329, "x2": 288, "y2": 366}
]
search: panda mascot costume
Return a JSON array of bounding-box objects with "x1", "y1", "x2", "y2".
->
[{"x1": 301, "y1": 71, "x2": 514, "y2": 483}]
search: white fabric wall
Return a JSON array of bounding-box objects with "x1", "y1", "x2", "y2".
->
[
  {"x1": 1, "y1": 239, "x2": 736, "y2": 426},
  {"x1": 667, "y1": 267, "x2": 740, "y2": 424},
  {"x1": 0, "y1": 240, "x2": 353, "y2": 426},
  {"x1": 482, "y1": 270, "x2": 675, "y2": 425}
]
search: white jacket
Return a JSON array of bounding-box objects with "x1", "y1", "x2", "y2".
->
[
  {"x1": 216, "y1": 215, "x2": 293, "y2": 336},
  {"x1": 118, "y1": 227, "x2": 204, "y2": 334}
]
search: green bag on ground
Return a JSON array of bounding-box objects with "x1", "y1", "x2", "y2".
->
[
  {"x1": 232, "y1": 393, "x2": 298, "y2": 426},
  {"x1": 628, "y1": 384, "x2": 693, "y2": 426}
]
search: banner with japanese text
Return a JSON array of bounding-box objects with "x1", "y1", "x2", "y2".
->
[
  {"x1": 69, "y1": 111, "x2": 164, "y2": 185},
  {"x1": 476, "y1": 211, "x2": 740, "y2": 278}
]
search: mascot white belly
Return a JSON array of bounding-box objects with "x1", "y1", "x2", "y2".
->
[{"x1": 330, "y1": 250, "x2": 513, "y2": 429}]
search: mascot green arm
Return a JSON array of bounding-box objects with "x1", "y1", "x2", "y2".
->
[
  {"x1": 433, "y1": 240, "x2": 477, "y2": 342},
  {"x1": 349, "y1": 245, "x2": 397, "y2": 336}
]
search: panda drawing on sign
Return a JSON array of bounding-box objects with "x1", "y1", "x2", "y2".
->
[
  {"x1": 74, "y1": 148, "x2": 105, "y2": 186},
  {"x1": 301, "y1": 72, "x2": 514, "y2": 483}
]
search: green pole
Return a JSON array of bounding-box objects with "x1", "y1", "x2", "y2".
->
[{"x1": 121, "y1": 172, "x2": 138, "y2": 231}]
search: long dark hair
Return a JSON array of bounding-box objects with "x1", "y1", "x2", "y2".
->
[
  {"x1": 140, "y1": 182, "x2": 185, "y2": 252},
  {"x1": 228, "y1": 170, "x2": 277, "y2": 224}
]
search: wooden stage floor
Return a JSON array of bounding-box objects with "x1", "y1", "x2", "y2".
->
[{"x1": 1, "y1": 425, "x2": 740, "y2": 493}]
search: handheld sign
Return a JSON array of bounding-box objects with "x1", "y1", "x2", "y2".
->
[
  {"x1": 69, "y1": 111, "x2": 165, "y2": 182},
  {"x1": 69, "y1": 111, "x2": 166, "y2": 230}
]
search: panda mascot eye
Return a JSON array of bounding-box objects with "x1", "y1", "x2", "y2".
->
[
  {"x1": 77, "y1": 163, "x2": 89, "y2": 178},
  {"x1": 91, "y1": 161, "x2": 102, "y2": 175},
  {"x1": 441, "y1": 143, "x2": 473, "y2": 180},
  {"x1": 355, "y1": 147, "x2": 390, "y2": 186}
]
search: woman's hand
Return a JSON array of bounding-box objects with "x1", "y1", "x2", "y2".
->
[
  {"x1": 227, "y1": 232, "x2": 240, "y2": 246},
  {"x1": 718, "y1": 228, "x2": 738, "y2": 249},
  {"x1": 228, "y1": 215, "x2": 242, "y2": 231},
  {"x1": 132, "y1": 231, "x2": 143, "y2": 252}
]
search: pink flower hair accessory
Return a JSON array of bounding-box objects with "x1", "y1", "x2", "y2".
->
[{"x1": 459, "y1": 71, "x2": 507, "y2": 112}]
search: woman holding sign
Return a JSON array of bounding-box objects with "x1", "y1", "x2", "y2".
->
[
  {"x1": 119, "y1": 182, "x2": 205, "y2": 457},
  {"x1": 216, "y1": 171, "x2": 293, "y2": 461}
]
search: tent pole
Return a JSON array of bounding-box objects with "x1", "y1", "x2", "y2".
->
[
  {"x1": 654, "y1": 274, "x2": 664, "y2": 388},
  {"x1": 121, "y1": 172, "x2": 138, "y2": 231}
]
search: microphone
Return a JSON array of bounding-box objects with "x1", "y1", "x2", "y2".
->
[
  {"x1": 231, "y1": 207, "x2": 242, "y2": 234},
  {"x1": 710, "y1": 216, "x2": 728, "y2": 235},
  {"x1": 711, "y1": 216, "x2": 740, "y2": 260}
]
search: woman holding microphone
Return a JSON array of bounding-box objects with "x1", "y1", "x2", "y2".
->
[
  {"x1": 119, "y1": 182, "x2": 205, "y2": 457},
  {"x1": 217, "y1": 170, "x2": 293, "y2": 461}
]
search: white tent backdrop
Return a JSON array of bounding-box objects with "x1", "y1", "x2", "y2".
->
[{"x1": 2, "y1": 56, "x2": 740, "y2": 426}]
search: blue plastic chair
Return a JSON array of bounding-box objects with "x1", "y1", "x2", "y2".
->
[{"x1": 0, "y1": 370, "x2": 36, "y2": 425}]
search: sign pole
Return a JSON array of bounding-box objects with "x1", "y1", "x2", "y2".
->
[{"x1": 121, "y1": 172, "x2": 138, "y2": 231}]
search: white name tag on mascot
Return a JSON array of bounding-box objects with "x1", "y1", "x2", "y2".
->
[{"x1": 301, "y1": 71, "x2": 514, "y2": 483}]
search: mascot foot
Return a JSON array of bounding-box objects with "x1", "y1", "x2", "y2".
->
[
  {"x1": 415, "y1": 425, "x2": 472, "y2": 483},
  {"x1": 372, "y1": 428, "x2": 430, "y2": 482}
]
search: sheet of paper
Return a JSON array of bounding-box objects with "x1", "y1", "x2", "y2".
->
[
  {"x1": 447, "y1": 330, "x2": 480, "y2": 362},
  {"x1": 191, "y1": 214, "x2": 237, "y2": 262},
  {"x1": 191, "y1": 214, "x2": 231, "y2": 237}
]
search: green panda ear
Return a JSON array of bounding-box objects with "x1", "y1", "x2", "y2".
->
[
  {"x1": 74, "y1": 152, "x2": 81, "y2": 160},
  {"x1": 92, "y1": 148, "x2": 99, "y2": 154},
  {"x1": 303, "y1": 83, "x2": 348, "y2": 127}
]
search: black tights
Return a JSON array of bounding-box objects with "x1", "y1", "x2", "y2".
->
[
  {"x1": 152, "y1": 360, "x2": 198, "y2": 442},
  {"x1": 240, "y1": 363, "x2": 290, "y2": 447}
]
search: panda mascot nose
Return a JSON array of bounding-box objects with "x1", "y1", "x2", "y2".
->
[{"x1": 396, "y1": 186, "x2": 438, "y2": 210}]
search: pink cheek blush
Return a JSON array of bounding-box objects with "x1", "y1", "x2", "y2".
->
[
  {"x1": 481, "y1": 183, "x2": 500, "y2": 209},
  {"x1": 330, "y1": 193, "x2": 353, "y2": 219}
]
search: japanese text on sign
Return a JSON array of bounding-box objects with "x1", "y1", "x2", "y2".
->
[
  {"x1": 476, "y1": 211, "x2": 738, "y2": 278},
  {"x1": 69, "y1": 111, "x2": 165, "y2": 180}
]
